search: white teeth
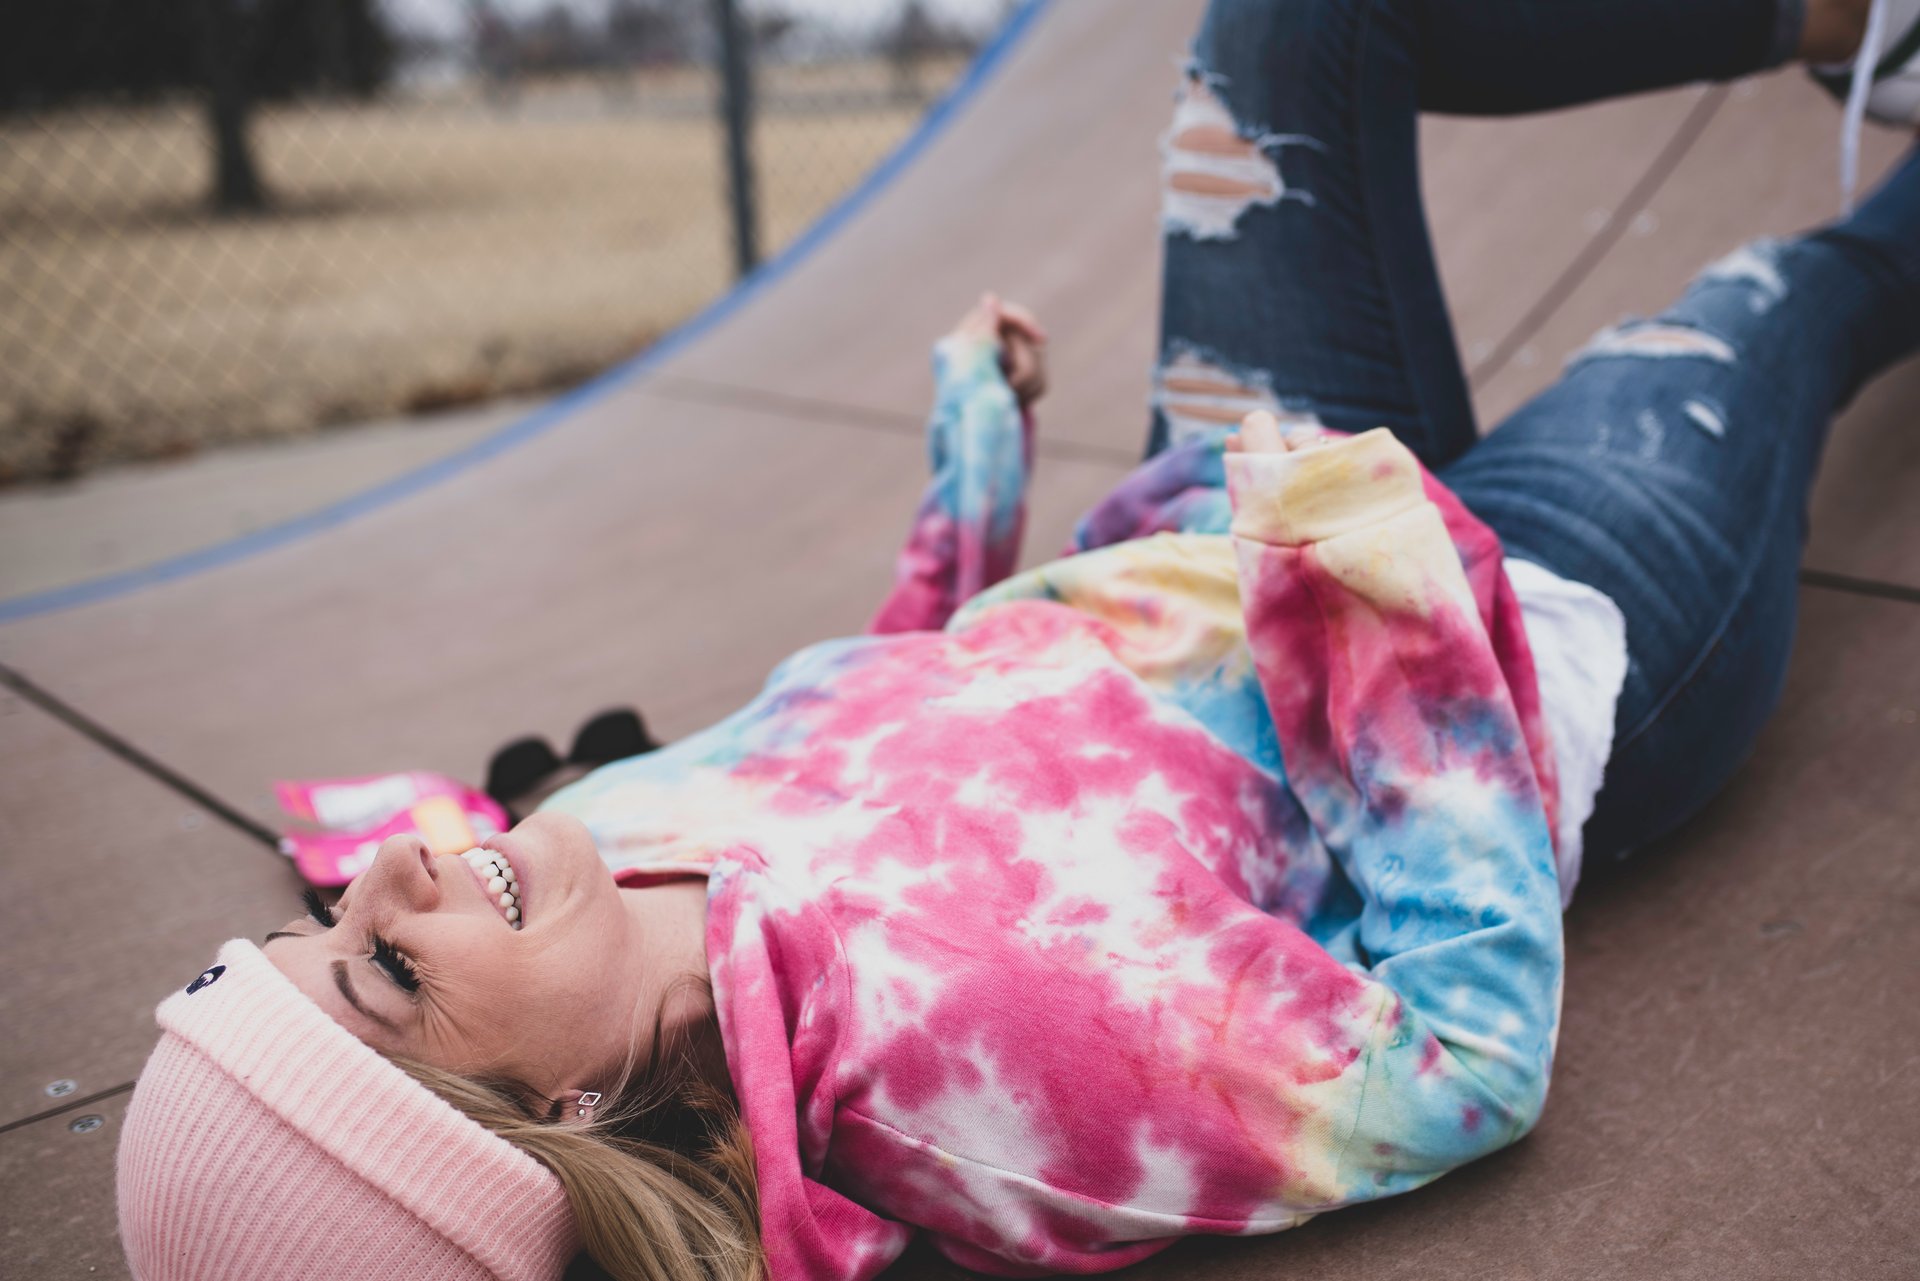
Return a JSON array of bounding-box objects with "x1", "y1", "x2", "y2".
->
[{"x1": 463, "y1": 847, "x2": 523, "y2": 929}]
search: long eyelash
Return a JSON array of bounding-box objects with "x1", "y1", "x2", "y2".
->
[
  {"x1": 302, "y1": 888, "x2": 335, "y2": 928},
  {"x1": 370, "y1": 935, "x2": 421, "y2": 994}
]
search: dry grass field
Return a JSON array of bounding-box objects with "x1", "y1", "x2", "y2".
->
[{"x1": 0, "y1": 58, "x2": 964, "y2": 483}]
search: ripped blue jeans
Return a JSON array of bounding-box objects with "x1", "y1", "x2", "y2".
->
[{"x1": 1153, "y1": 0, "x2": 1920, "y2": 859}]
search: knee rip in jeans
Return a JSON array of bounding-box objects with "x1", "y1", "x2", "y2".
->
[
  {"x1": 1154, "y1": 345, "x2": 1320, "y2": 445},
  {"x1": 1572, "y1": 321, "x2": 1737, "y2": 367},
  {"x1": 1698, "y1": 238, "x2": 1789, "y2": 315},
  {"x1": 1592, "y1": 396, "x2": 1730, "y2": 464},
  {"x1": 1161, "y1": 67, "x2": 1322, "y2": 241},
  {"x1": 1634, "y1": 409, "x2": 1667, "y2": 462},
  {"x1": 1683, "y1": 399, "x2": 1727, "y2": 439}
]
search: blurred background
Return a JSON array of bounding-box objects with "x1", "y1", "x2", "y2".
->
[{"x1": 0, "y1": 0, "x2": 1021, "y2": 485}]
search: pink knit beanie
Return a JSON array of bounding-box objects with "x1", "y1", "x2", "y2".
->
[{"x1": 116, "y1": 939, "x2": 579, "y2": 1280}]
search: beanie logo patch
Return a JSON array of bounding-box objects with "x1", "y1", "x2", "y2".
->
[{"x1": 186, "y1": 965, "x2": 226, "y2": 995}]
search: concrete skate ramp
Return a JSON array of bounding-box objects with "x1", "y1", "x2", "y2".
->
[{"x1": 2, "y1": 1, "x2": 1915, "y2": 1275}]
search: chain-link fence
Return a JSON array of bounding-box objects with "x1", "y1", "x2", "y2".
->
[{"x1": 0, "y1": 0, "x2": 1021, "y2": 484}]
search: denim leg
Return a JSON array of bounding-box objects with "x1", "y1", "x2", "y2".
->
[
  {"x1": 1153, "y1": 0, "x2": 1467, "y2": 464},
  {"x1": 1417, "y1": 0, "x2": 1803, "y2": 114},
  {"x1": 1442, "y1": 148, "x2": 1920, "y2": 858},
  {"x1": 1149, "y1": 0, "x2": 1804, "y2": 465}
]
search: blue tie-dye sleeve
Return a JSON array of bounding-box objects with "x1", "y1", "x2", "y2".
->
[
  {"x1": 1228, "y1": 429, "x2": 1565, "y2": 1196},
  {"x1": 870, "y1": 335, "x2": 1033, "y2": 634}
]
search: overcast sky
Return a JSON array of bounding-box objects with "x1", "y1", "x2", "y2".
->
[{"x1": 380, "y1": 0, "x2": 1016, "y2": 42}]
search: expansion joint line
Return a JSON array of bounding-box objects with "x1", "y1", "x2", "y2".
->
[
  {"x1": 1468, "y1": 86, "x2": 1732, "y2": 390},
  {"x1": 1798, "y1": 568, "x2": 1920, "y2": 606},
  {"x1": 0, "y1": 1081, "x2": 136, "y2": 1137},
  {"x1": 0, "y1": 661, "x2": 281, "y2": 850}
]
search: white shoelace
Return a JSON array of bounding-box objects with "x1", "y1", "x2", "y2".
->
[{"x1": 1842, "y1": 0, "x2": 1893, "y2": 213}]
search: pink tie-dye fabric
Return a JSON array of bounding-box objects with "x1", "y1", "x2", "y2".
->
[{"x1": 547, "y1": 352, "x2": 1563, "y2": 1279}]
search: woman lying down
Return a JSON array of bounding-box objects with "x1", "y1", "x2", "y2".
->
[{"x1": 116, "y1": 0, "x2": 1920, "y2": 1274}]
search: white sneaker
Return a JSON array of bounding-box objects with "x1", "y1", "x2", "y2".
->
[{"x1": 1809, "y1": 0, "x2": 1920, "y2": 209}]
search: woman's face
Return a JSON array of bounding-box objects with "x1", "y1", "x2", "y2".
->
[{"x1": 262, "y1": 811, "x2": 683, "y2": 1102}]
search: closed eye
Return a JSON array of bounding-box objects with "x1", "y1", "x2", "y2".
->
[
  {"x1": 302, "y1": 887, "x2": 336, "y2": 928},
  {"x1": 370, "y1": 935, "x2": 421, "y2": 994},
  {"x1": 262, "y1": 889, "x2": 338, "y2": 945}
]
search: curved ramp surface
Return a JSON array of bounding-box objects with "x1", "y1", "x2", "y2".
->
[{"x1": 2, "y1": 1, "x2": 1916, "y2": 1275}]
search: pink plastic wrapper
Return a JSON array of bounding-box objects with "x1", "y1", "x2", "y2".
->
[{"x1": 275, "y1": 771, "x2": 509, "y2": 887}]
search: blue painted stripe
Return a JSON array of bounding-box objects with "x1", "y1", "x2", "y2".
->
[{"x1": 0, "y1": 0, "x2": 1053, "y2": 628}]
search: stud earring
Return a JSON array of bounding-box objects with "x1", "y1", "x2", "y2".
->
[{"x1": 576, "y1": 1092, "x2": 602, "y2": 1123}]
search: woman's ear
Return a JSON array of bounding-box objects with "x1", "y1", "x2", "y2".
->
[{"x1": 550, "y1": 1086, "x2": 604, "y2": 1125}]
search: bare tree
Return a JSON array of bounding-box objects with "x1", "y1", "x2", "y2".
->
[
  {"x1": 197, "y1": 0, "x2": 268, "y2": 213},
  {"x1": 888, "y1": 1, "x2": 939, "y2": 106}
]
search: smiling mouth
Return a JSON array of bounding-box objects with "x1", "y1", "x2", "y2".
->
[{"x1": 462, "y1": 847, "x2": 524, "y2": 929}]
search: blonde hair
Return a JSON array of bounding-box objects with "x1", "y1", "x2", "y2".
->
[{"x1": 391, "y1": 1011, "x2": 763, "y2": 1281}]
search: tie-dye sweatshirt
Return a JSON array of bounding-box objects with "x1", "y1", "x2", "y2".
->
[{"x1": 542, "y1": 337, "x2": 1565, "y2": 1279}]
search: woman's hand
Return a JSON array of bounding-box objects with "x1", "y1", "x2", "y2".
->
[
  {"x1": 1225, "y1": 409, "x2": 1329, "y2": 454},
  {"x1": 947, "y1": 292, "x2": 1048, "y2": 409}
]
